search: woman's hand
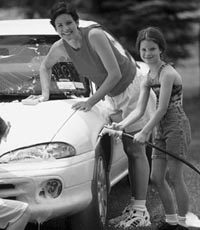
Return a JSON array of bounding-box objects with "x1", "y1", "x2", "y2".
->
[
  {"x1": 72, "y1": 101, "x2": 92, "y2": 112},
  {"x1": 27, "y1": 95, "x2": 48, "y2": 102},
  {"x1": 22, "y1": 95, "x2": 48, "y2": 105}
]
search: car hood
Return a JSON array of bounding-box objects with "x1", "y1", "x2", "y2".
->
[{"x1": 0, "y1": 99, "x2": 112, "y2": 155}]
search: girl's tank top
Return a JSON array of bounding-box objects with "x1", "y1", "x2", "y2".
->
[
  {"x1": 63, "y1": 24, "x2": 136, "y2": 97},
  {"x1": 147, "y1": 63, "x2": 183, "y2": 109}
]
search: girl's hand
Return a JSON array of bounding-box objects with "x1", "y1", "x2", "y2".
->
[
  {"x1": 72, "y1": 101, "x2": 92, "y2": 112},
  {"x1": 133, "y1": 131, "x2": 148, "y2": 144}
]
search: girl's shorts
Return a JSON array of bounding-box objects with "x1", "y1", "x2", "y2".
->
[
  {"x1": 0, "y1": 198, "x2": 28, "y2": 229},
  {"x1": 105, "y1": 68, "x2": 156, "y2": 133},
  {"x1": 152, "y1": 106, "x2": 191, "y2": 159}
]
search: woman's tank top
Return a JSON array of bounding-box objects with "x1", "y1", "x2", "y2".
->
[{"x1": 63, "y1": 24, "x2": 136, "y2": 97}]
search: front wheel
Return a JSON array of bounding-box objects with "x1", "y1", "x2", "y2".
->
[{"x1": 70, "y1": 149, "x2": 108, "y2": 230}]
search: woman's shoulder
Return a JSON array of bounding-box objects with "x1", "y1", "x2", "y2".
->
[
  {"x1": 48, "y1": 39, "x2": 66, "y2": 56},
  {"x1": 80, "y1": 23, "x2": 102, "y2": 37},
  {"x1": 86, "y1": 26, "x2": 109, "y2": 51},
  {"x1": 87, "y1": 26, "x2": 105, "y2": 41},
  {"x1": 51, "y1": 39, "x2": 63, "y2": 50},
  {"x1": 44, "y1": 39, "x2": 70, "y2": 67}
]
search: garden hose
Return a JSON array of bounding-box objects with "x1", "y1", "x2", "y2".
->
[{"x1": 101, "y1": 127, "x2": 200, "y2": 176}]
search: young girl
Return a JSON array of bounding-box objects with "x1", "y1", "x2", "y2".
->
[{"x1": 108, "y1": 27, "x2": 191, "y2": 230}]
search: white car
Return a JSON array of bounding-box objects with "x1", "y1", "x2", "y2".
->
[{"x1": 0, "y1": 19, "x2": 152, "y2": 230}]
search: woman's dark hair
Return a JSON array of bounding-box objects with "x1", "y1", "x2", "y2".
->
[
  {"x1": 50, "y1": 1, "x2": 79, "y2": 28},
  {"x1": 135, "y1": 27, "x2": 167, "y2": 57}
]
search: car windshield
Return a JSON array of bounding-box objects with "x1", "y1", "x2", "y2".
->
[{"x1": 0, "y1": 35, "x2": 89, "y2": 101}]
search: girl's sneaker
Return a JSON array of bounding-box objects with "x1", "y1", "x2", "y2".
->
[{"x1": 156, "y1": 221, "x2": 178, "y2": 230}]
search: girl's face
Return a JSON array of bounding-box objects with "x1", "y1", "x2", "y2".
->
[
  {"x1": 54, "y1": 14, "x2": 79, "y2": 41},
  {"x1": 139, "y1": 40, "x2": 162, "y2": 65}
]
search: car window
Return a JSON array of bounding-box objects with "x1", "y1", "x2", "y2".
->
[{"x1": 0, "y1": 35, "x2": 90, "y2": 101}]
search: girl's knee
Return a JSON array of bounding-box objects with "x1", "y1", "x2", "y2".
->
[
  {"x1": 168, "y1": 172, "x2": 183, "y2": 187},
  {"x1": 150, "y1": 172, "x2": 165, "y2": 188},
  {"x1": 168, "y1": 163, "x2": 184, "y2": 186}
]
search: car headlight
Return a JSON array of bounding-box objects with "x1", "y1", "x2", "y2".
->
[
  {"x1": 45, "y1": 142, "x2": 76, "y2": 159},
  {"x1": 0, "y1": 142, "x2": 76, "y2": 163}
]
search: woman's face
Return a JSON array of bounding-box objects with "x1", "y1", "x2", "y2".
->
[
  {"x1": 139, "y1": 39, "x2": 162, "y2": 65},
  {"x1": 54, "y1": 14, "x2": 79, "y2": 41}
]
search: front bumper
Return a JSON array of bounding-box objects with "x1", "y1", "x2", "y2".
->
[{"x1": 0, "y1": 151, "x2": 95, "y2": 223}]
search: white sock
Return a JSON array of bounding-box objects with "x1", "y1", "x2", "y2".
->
[
  {"x1": 165, "y1": 214, "x2": 178, "y2": 225},
  {"x1": 133, "y1": 199, "x2": 146, "y2": 210},
  {"x1": 178, "y1": 215, "x2": 188, "y2": 227}
]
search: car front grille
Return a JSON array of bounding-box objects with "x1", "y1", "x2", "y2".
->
[
  {"x1": 0, "y1": 184, "x2": 16, "y2": 200},
  {"x1": 0, "y1": 183, "x2": 16, "y2": 199},
  {"x1": 0, "y1": 178, "x2": 34, "y2": 201}
]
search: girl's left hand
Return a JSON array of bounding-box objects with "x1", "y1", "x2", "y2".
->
[
  {"x1": 133, "y1": 131, "x2": 148, "y2": 144},
  {"x1": 72, "y1": 101, "x2": 92, "y2": 112}
]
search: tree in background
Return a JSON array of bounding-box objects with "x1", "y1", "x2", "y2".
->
[
  {"x1": 76, "y1": 0, "x2": 200, "y2": 64},
  {"x1": 1, "y1": 0, "x2": 200, "y2": 63},
  {"x1": 0, "y1": 0, "x2": 55, "y2": 18}
]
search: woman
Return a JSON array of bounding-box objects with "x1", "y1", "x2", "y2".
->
[
  {"x1": 108, "y1": 27, "x2": 191, "y2": 230},
  {"x1": 27, "y1": 1, "x2": 156, "y2": 228}
]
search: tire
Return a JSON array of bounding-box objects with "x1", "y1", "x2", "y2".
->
[{"x1": 70, "y1": 148, "x2": 108, "y2": 230}]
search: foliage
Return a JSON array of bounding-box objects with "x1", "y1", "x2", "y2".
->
[
  {"x1": 1, "y1": 0, "x2": 200, "y2": 63},
  {"x1": 78, "y1": 0, "x2": 200, "y2": 63}
]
